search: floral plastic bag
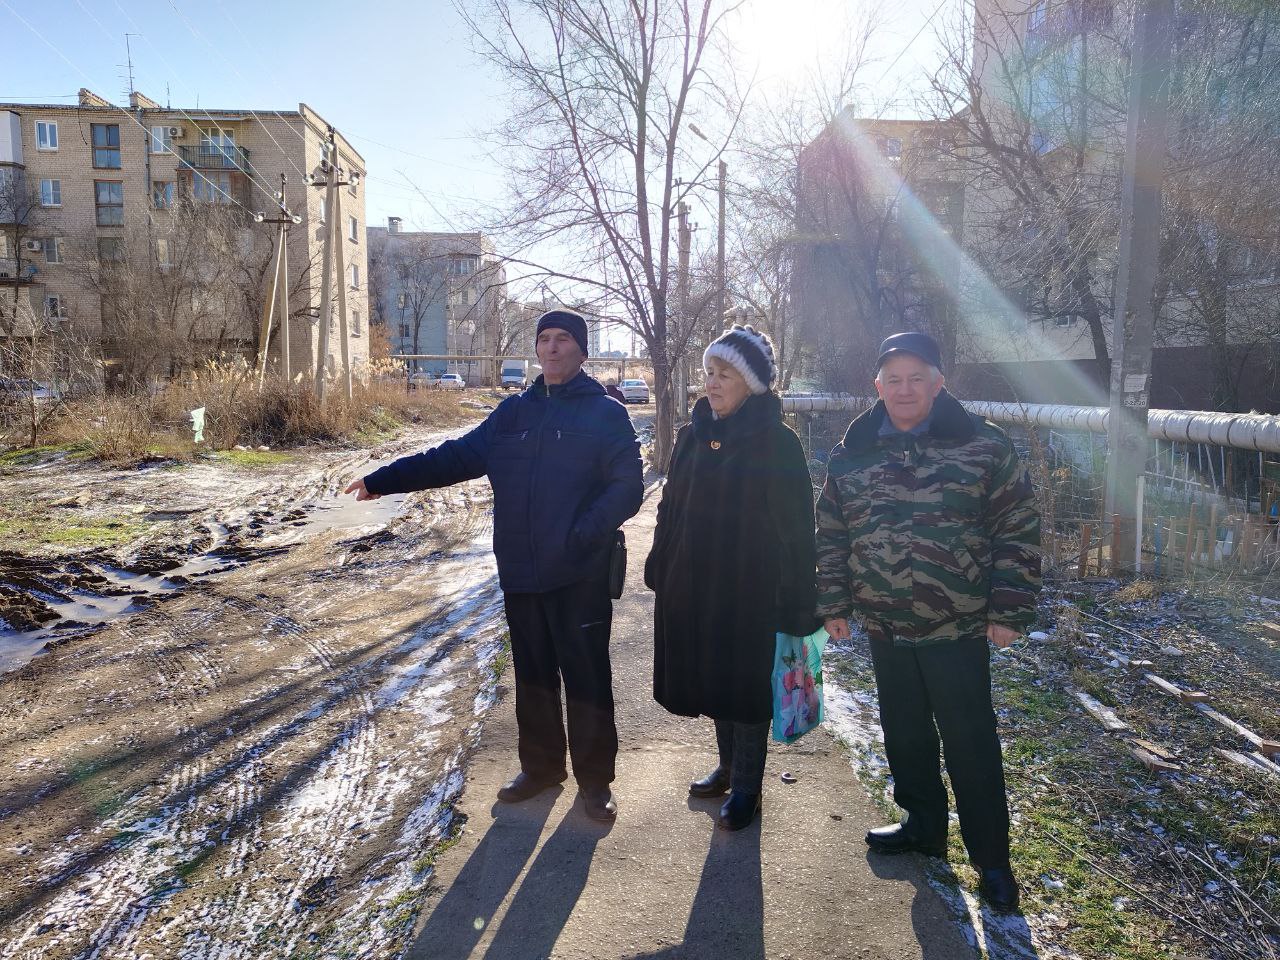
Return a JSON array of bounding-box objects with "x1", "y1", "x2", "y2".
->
[{"x1": 771, "y1": 627, "x2": 827, "y2": 744}]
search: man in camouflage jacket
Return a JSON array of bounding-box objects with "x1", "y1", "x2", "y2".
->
[{"x1": 817, "y1": 332, "x2": 1041, "y2": 913}]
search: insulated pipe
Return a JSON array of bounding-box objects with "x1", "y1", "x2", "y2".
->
[{"x1": 779, "y1": 396, "x2": 1280, "y2": 453}]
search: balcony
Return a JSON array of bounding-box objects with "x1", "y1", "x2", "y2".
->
[
  {"x1": 177, "y1": 144, "x2": 253, "y2": 172},
  {"x1": 0, "y1": 258, "x2": 38, "y2": 284}
]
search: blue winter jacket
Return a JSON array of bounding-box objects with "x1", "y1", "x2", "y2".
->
[{"x1": 363, "y1": 371, "x2": 644, "y2": 594}]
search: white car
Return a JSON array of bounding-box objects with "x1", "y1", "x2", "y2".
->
[
  {"x1": 437, "y1": 373, "x2": 466, "y2": 390},
  {"x1": 619, "y1": 379, "x2": 650, "y2": 403}
]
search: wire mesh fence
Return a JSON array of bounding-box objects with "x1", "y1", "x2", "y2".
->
[{"x1": 786, "y1": 407, "x2": 1280, "y2": 583}]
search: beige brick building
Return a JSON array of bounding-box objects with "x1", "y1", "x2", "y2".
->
[{"x1": 0, "y1": 88, "x2": 368, "y2": 385}]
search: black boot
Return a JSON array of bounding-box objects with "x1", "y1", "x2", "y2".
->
[
  {"x1": 496, "y1": 771, "x2": 566, "y2": 804},
  {"x1": 716, "y1": 791, "x2": 761, "y2": 831},
  {"x1": 688, "y1": 766, "x2": 731, "y2": 798},
  {"x1": 978, "y1": 866, "x2": 1020, "y2": 912},
  {"x1": 579, "y1": 785, "x2": 618, "y2": 822},
  {"x1": 865, "y1": 823, "x2": 947, "y2": 858}
]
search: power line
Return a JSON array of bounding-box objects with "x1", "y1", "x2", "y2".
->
[
  {"x1": 878, "y1": 0, "x2": 954, "y2": 83},
  {"x1": 0, "y1": 0, "x2": 259, "y2": 217},
  {"x1": 88, "y1": 0, "x2": 301, "y2": 205}
]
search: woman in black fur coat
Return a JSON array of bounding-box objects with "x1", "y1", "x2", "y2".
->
[{"x1": 645, "y1": 324, "x2": 819, "y2": 830}]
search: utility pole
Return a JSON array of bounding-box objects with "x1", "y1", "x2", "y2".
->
[
  {"x1": 1104, "y1": 0, "x2": 1172, "y2": 572},
  {"x1": 255, "y1": 172, "x2": 301, "y2": 388},
  {"x1": 308, "y1": 127, "x2": 360, "y2": 401},
  {"x1": 677, "y1": 200, "x2": 691, "y2": 418}
]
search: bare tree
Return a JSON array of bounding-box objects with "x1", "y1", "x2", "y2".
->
[
  {"x1": 70, "y1": 200, "x2": 270, "y2": 390},
  {"x1": 461, "y1": 0, "x2": 742, "y2": 469},
  {"x1": 924, "y1": 0, "x2": 1127, "y2": 386},
  {"x1": 0, "y1": 171, "x2": 53, "y2": 341}
]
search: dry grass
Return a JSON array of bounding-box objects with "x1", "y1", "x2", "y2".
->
[{"x1": 26, "y1": 361, "x2": 483, "y2": 466}]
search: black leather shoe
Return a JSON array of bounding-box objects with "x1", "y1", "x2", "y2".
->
[
  {"x1": 579, "y1": 785, "x2": 618, "y2": 822},
  {"x1": 716, "y1": 791, "x2": 761, "y2": 831},
  {"x1": 865, "y1": 823, "x2": 947, "y2": 858},
  {"x1": 496, "y1": 771, "x2": 565, "y2": 804},
  {"x1": 689, "y1": 766, "x2": 731, "y2": 798},
  {"x1": 979, "y1": 866, "x2": 1021, "y2": 912}
]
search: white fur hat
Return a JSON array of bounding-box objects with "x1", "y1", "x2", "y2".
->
[{"x1": 703, "y1": 324, "x2": 777, "y2": 395}]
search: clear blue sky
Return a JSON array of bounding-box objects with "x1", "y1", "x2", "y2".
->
[{"x1": 2, "y1": 0, "x2": 954, "y2": 279}]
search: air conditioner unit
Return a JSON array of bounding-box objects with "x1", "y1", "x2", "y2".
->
[
  {"x1": 168, "y1": 126, "x2": 185, "y2": 139},
  {"x1": 23, "y1": 239, "x2": 43, "y2": 252}
]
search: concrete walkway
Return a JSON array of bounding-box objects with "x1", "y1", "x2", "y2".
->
[{"x1": 408, "y1": 486, "x2": 972, "y2": 960}]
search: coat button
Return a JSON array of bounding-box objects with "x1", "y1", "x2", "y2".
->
[{"x1": 710, "y1": 440, "x2": 721, "y2": 450}]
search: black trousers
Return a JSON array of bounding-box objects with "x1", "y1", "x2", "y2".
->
[
  {"x1": 503, "y1": 578, "x2": 617, "y2": 787},
  {"x1": 713, "y1": 718, "x2": 770, "y2": 794},
  {"x1": 869, "y1": 633, "x2": 1010, "y2": 868}
]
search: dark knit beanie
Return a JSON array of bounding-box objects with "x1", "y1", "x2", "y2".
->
[
  {"x1": 535, "y1": 309, "x2": 589, "y2": 357},
  {"x1": 703, "y1": 324, "x2": 777, "y2": 395}
]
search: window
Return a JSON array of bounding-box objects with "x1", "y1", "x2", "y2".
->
[
  {"x1": 44, "y1": 295, "x2": 64, "y2": 319},
  {"x1": 447, "y1": 256, "x2": 477, "y2": 277},
  {"x1": 192, "y1": 171, "x2": 233, "y2": 204},
  {"x1": 884, "y1": 137, "x2": 902, "y2": 162},
  {"x1": 349, "y1": 264, "x2": 360, "y2": 288},
  {"x1": 97, "y1": 237, "x2": 124, "y2": 261},
  {"x1": 399, "y1": 322, "x2": 410, "y2": 339},
  {"x1": 155, "y1": 238, "x2": 172, "y2": 267},
  {"x1": 36, "y1": 121, "x2": 58, "y2": 151},
  {"x1": 348, "y1": 173, "x2": 358, "y2": 197},
  {"x1": 349, "y1": 215, "x2": 358, "y2": 241},
  {"x1": 149, "y1": 125, "x2": 172, "y2": 154},
  {"x1": 43, "y1": 237, "x2": 63, "y2": 264},
  {"x1": 91, "y1": 123, "x2": 121, "y2": 168},
  {"x1": 40, "y1": 178, "x2": 61, "y2": 207},
  {"x1": 152, "y1": 181, "x2": 174, "y2": 208},
  {"x1": 351, "y1": 310, "x2": 361, "y2": 336},
  {"x1": 95, "y1": 181, "x2": 124, "y2": 226}
]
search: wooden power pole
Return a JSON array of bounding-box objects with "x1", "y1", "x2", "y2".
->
[
  {"x1": 255, "y1": 172, "x2": 301, "y2": 388},
  {"x1": 1105, "y1": 0, "x2": 1173, "y2": 571}
]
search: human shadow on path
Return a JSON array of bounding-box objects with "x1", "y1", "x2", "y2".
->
[
  {"x1": 627, "y1": 799, "x2": 765, "y2": 960},
  {"x1": 867, "y1": 852, "x2": 1041, "y2": 960},
  {"x1": 481, "y1": 795, "x2": 614, "y2": 958},
  {"x1": 408, "y1": 787, "x2": 561, "y2": 960}
]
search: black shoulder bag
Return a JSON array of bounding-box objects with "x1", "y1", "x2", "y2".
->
[{"x1": 608, "y1": 530, "x2": 627, "y2": 600}]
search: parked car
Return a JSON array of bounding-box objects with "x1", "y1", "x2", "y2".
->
[
  {"x1": 619, "y1": 378, "x2": 650, "y2": 403},
  {"x1": 0, "y1": 377, "x2": 61, "y2": 404},
  {"x1": 437, "y1": 373, "x2": 466, "y2": 390},
  {"x1": 407, "y1": 371, "x2": 439, "y2": 390}
]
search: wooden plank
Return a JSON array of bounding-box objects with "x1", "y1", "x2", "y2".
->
[
  {"x1": 1183, "y1": 506, "x2": 1198, "y2": 572},
  {"x1": 1179, "y1": 689, "x2": 1210, "y2": 705},
  {"x1": 1215, "y1": 748, "x2": 1280, "y2": 780},
  {"x1": 1259, "y1": 740, "x2": 1280, "y2": 760},
  {"x1": 1144, "y1": 673, "x2": 1186, "y2": 699},
  {"x1": 1259, "y1": 621, "x2": 1280, "y2": 642},
  {"x1": 1194, "y1": 703, "x2": 1266, "y2": 749},
  {"x1": 1130, "y1": 737, "x2": 1178, "y2": 762},
  {"x1": 1077, "y1": 524, "x2": 1092, "y2": 579},
  {"x1": 1131, "y1": 745, "x2": 1181, "y2": 772},
  {"x1": 1073, "y1": 689, "x2": 1130, "y2": 732}
]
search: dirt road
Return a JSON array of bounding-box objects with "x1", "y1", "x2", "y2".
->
[{"x1": 0, "y1": 428, "x2": 508, "y2": 958}]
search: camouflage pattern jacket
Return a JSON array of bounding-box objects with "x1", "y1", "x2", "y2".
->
[{"x1": 815, "y1": 390, "x2": 1041, "y2": 646}]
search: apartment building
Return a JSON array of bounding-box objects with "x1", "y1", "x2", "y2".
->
[
  {"x1": 0, "y1": 88, "x2": 368, "y2": 384},
  {"x1": 790, "y1": 110, "x2": 967, "y2": 388},
  {"x1": 367, "y1": 219, "x2": 507, "y2": 384}
]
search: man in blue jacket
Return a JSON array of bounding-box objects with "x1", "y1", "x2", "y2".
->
[{"x1": 344, "y1": 310, "x2": 643, "y2": 822}]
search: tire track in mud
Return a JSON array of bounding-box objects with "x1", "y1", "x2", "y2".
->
[{"x1": 0, "y1": 480, "x2": 505, "y2": 960}]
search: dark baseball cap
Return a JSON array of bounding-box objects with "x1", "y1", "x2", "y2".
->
[{"x1": 876, "y1": 331, "x2": 942, "y2": 371}]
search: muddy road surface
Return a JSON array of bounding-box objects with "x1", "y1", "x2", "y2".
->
[{"x1": 0, "y1": 429, "x2": 510, "y2": 958}]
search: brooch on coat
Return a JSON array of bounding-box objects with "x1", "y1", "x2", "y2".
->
[{"x1": 710, "y1": 440, "x2": 721, "y2": 450}]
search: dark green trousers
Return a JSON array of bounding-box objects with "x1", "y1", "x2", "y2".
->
[{"x1": 869, "y1": 633, "x2": 1010, "y2": 868}]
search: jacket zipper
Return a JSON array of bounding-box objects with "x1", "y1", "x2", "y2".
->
[{"x1": 528, "y1": 400, "x2": 552, "y2": 590}]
